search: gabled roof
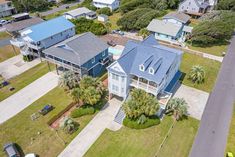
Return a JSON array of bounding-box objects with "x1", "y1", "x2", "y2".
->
[
  {"x1": 21, "y1": 16, "x2": 75, "y2": 42},
  {"x1": 93, "y1": 0, "x2": 116, "y2": 4},
  {"x1": 64, "y1": 7, "x2": 93, "y2": 17},
  {"x1": 109, "y1": 35, "x2": 183, "y2": 84},
  {"x1": 147, "y1": 19, "x2": 182, "y2": 37},
  {"x1": 43, "y1": 32, "x2": 109, "y2": 65},
  {"x1": 163, "y1": 12, "x2": 191, "y2": 24}
]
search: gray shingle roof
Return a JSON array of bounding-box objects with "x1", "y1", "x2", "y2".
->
[
  {"x1": 43, "y1": 32, "x2": 109, "y2": 65},
  {"x1": 163, "y1": 12, "x2": 191, "y2": 24},
  {"x1": 147, "y1": 19, "x2": 182, "y2": 37},
  {"x1": 64, "y1": 7, "x2": 93, "y2": 17}
]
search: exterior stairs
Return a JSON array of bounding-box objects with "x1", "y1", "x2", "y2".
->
[{"x1": 114, "y1": 107, "x2": 126, "y2": 124}]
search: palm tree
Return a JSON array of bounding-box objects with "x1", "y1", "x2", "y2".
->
[
  {"x1": 82, "y1": 86, "x2": 101, "y2": 106},
  {"x1": 70, "y1": 88, "x2": 81, "y2": 104},
  {"x1": 59, "y1": 71, "x2": 79, "y2": 90},
  {"x1": 188, "y1": 65, "x2": 206, "y2": 84},
  {"x1": 166, "y1": 98, "x2": 188, "y2": 121}
]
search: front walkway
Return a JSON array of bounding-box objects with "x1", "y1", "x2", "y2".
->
[
  {"x1": 173, "y1": 84, "x2": 209, "y2": 120},
  {"x1": 58, "y1": 98, "x2": 122, "y2": 157},
  {"x1": 0, "y1": 72, "x2": 58, "y2": 124},
  {"x1": 0, "y1": 54, "x2": 41, "y2": 79}
]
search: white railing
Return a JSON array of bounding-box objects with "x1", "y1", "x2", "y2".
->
[
  {"x1": 10, "y1": 38, "x2": 25, "y2": 47},
  {"x1": 130, "y1": 79, "x2": 158, "y2": 95}
]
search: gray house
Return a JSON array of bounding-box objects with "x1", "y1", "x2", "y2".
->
[
  {"x1": 178, "y1": 0, "x2": 210, "y2": 16},
  {"x1": 43, "y1": 32, "x2": 111, "y2": 77},
  {"x1": 63, "y1": 7, "x2": 96, "y2": 20}
]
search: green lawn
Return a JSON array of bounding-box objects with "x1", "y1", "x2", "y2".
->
[
  {"x1": 188, "y1": 44, "x2": 228, "y2": 56},
  {"x1": 226, "y1": 104, "x2": 235, "y2": 156},
  {"x1": 0, "y1": 62, "x2": 54, "y2": 101},
  {"x1": 0, "y1": 45, "x2": 19, "y2": 63},
  {"x1": 84, "y1": 116, "x2": 199, "y2": 157},
  {"x1": 0, "y1": 87, "x2": 96, "y2": 157},
  {"x1": 180, "y1": 53, "x2": 221, "y2": 92},
  {"x1": 109, "y1": 13, "x2": 122, "y2": 30},
  {"x1": 0, "y1": 32, "x2": 10, "y2": 40}
]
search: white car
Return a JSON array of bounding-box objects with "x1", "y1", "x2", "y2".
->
[
  {"x1": 25, "y1": 153, "x2": 37, "y2": 157},
  {"x1": 0, "y1": 20, "x2": 9, "y2": 26}
]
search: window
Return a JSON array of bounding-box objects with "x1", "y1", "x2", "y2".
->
[
  {"x1": 51, "y1": 36, "x2": 54, "y2": 39},
  {"x1": 189, "y1": 2, "x2": 191, "y2": 5},
  {"x1": 102, "y1": 51, "x2": 106, "y2": 57},
  {"x1": 92, "y1": 57, "x2": 95, "y2": 64},
  {"x1": 112, "y1": 85, "x2": 119, "y2": 92},
  {"x1": 139, "y1": 65, "x2": 145, "y2": 71},
  {"x1": 149, "y1": 68, "x2": 154, "y2": 75},
  {"x1": 112, "y1": 73, "x2": 119, "y2": 81},
  {"x1": 121, "y1": 76, "x2": 125, "y2": 82},
  {"x1": 121, "y1": 88, "x2": 124, "y2": 93}
]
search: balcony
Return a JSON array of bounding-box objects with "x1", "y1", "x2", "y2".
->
[
  {"x1": 10, "y1": 38, "x2": 25, "y2": 47},
  {"x1": 130, "y1": 79, "x2": 158, "y2": 95}
]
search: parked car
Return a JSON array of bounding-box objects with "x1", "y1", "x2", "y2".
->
[
  {"x1": 107, "y1": 40, "x2": 116, "y2": 47},
  {"x1": 112, "y1": 30, "x2": 124, "y2": 36},
  {"x1": 39, "y1": 104, "x2": 54, "y2": 115},
  {"x1": 0, "y1": 81, "x2": 9, "y2": 88},
  {"x1": 25, "y1": 153, "x2": 37, "y2": 157},
  {"x1": 0, "y1": 20, "x2": 9, "y2": 26},
  {"x1": 3, "y1": 143, "x2": 22, "y2": 157}
]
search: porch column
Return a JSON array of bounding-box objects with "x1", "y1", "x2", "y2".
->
[
  {"x1": 56, "y1": 64, "x2": 59, "y2": 75},
  {"x1": 147, "y1": 80, "x2": 150, "y2": 91},
  {"x1": 137, "y1": 77, "x2": 140, "y2": 88},
  {"x1": 11, "y1": 45, "x2": 17, "y2": 56},
  {"x1": 46, "y1": 60, "x2": 51, "y2": 71}
]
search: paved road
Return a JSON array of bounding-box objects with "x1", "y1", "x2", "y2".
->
[
  {"x1": 58, "y1": 98, "x2": 122, "y2": 157},
  {"x1": 173, "y1": 84, "x2": 209, "y2": 120},
  {"x1": 40, "y1": 1, "x2": 82, "y2": 17},
  {"x1": 0, "y1": 72, "x2": 58, "y2": 124},
  {"x1": 0, "y1": 38, "x2": 10, "y2": 47},
  {"x1": 0, "y1": 55, "x2": 41, "y2": 79},
  {"x1": 189, "y1": 35, "x2": 235, "y2": 157}
]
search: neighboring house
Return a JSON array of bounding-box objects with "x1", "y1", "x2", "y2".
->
[
  {"x1": 98, "y1": 14, "x2": 108, "y2": 22},
  {"x1": 107, "y1": 35, "x2": 182, "y2": 111},
  {"x1": 93, "y1": 0, "x2": 120, "y2": 11},
  {"x1": 162, "y1": 12, "x2": 191, "y2": 25},
  {"x1": 178, "y1": 0, "x2": 210, "y2": 16},
  {"x1": 11, "y1": 16, "x2": 75, "y2": 57},
  {"x1": 63, "y1": 7, "x2": 96, "y2": 20},
  {"x1": 6, "y1": 17, "x2": 44, "y2": 37},
  {"x1": 43, "y1": 32, "x2": 111, "y2": 77},
  {"x1": 0, "y1": 0, "x2": 15, "y2": 17},
  {"x1": 147, "y1": 16, "x2": 193, "y2": 45}
]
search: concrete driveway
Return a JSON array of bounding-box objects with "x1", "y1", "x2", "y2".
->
[
  {"x1": 0, "y1": 72, "x2": 58, "y2": 124},
  {"x1": 0, "y1": 54, "x2": 40, "y2": 79},
  {"x1": 58, "y1": 98, "x2": 122, "y2": 157},
  {"x1": 173, "y1": 84, "x2": 209, "y2": 120}
]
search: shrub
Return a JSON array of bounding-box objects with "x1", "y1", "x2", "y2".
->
[
  {"x1": 123, "y1": 116, "x2": 160, "y2": 129},
  {"x1": 97, "y1": 7, "x2": 112, "y2": 16},
  {"x1": 71, "y1": 106, "x2": 95, "y2": 118}
]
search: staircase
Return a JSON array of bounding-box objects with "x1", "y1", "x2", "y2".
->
[{"x1": 114, "y1": 107, "x2": 126, "y2": 124}]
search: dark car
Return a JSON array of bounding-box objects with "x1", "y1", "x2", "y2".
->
[
  {"x1": 3, "y1": 143, "x2": 21, "y2": 157},
  {"x1": 39, "y1": 104, "x2": 54, "y2": 115},
  {"x1": 107, "y1": 40, "x2": 116, "y2": 47}
]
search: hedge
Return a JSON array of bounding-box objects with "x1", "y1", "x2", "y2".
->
[
  {"x1": 123, "y1": 116, "x2": 160, "y2": 129},
  {"x1": 47, "y1": 102, "x2": 76, "y2": 126},
  {"x1": 71, "y1": 106, "x2": 95, "y2": 118}
]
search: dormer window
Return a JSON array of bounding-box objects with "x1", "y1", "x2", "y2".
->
[
  {"x1": 149, "y1": 68, "x2": 154, "y2": 75},
  {"x1": 139, "y1": 65, "x2": 145, "y2": 71}
]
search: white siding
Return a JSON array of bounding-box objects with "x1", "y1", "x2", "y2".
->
[{"x1": 178, "y1": 0, "x2": 200, "y2": 13}]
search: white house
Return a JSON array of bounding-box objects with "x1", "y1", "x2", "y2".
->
[
  {"x1": 107, "y1": 35, "x2": 183, "y2": 111},
  {"x1": 93, "y1": 0, "x2": 120, "y2": 11},
  {"x1": 0, "y1": 0, "x2": 15, "y2": 17},
  {"x1": 10, "y1": 16, "x2": 75, "y2": 57},
  {"x1": 63, "y1": 7, "x2": 96, "y2": 20},
  {"x1": 98, "y1": 14, "x2": 109, "y2": 22}
]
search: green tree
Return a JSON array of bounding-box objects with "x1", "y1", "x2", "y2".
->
[
  {"x1": 188, "y1": 65, "x2": 206, "y2": 84},
  {"x1": 12, "y1": 0, "x2": 49, "y2": 12},
  {"x1": 60, "y1": 117, "x2": 79, "y2": 134},
  {"x1": 217, "y1": 0, "x2": 235, "y2": 10},
  {"x1": 123, "y1": 89, "x2": 159, "y2": 119},
  {"x1": 138, "y1": 28, "x2": 150, "y2": 38},
  {"x1": 97, "y1": 7, "x2": 112, "y2": 16},
  {"x1": 59, "y1": 71, "x2": 79, "y2": 90},
  {"x1": 166, "y1": 98, "x2": 188, "y2": 120}
]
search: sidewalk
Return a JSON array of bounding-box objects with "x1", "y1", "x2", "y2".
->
[
  {"x1": 58, "y1": 98, "x2": 122, "y2": 157},
  {"x1": 0, "y1": 54, "x2": 41, "y2": 79},
  {"x1": 0, "y1": 72, "x2": 58, "y2": 124}
]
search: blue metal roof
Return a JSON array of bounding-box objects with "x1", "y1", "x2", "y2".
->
[
  {"x1": 24, "y1": 16, "x2": 75, "y2": 42},
  {"x1": 114, "y1": 35, "x2": 182, "y2": 84}
]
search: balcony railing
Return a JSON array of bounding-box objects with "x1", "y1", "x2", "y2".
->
[
  {"x1": 130, "y1": 79, "x2": 158, "y2": 95},
  {"x1": 10, "y1": 38, "x2": 25, "y2": 47}
]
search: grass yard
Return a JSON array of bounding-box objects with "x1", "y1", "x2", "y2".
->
[
  {"x1": 189, "y1": 19, "x2": 200, "y2": 27},
  {"x1": 226, "y1": 104, "x2": 235, "y2": 156},
  {"x1": 0, "y1": 62, "x2": 54, "y2": 101},
  {"x1": 180, "y1": 53, "x2": 221, "y2": 93},
  {"x1": 0, "y1": 31, "x2": 10, "y2": 40},
  {"x1": 188, "y1": 44, "x2": 228, "y2": 56},
  {"x1": 84, "y1": 116, "x2": 199, "y2": 157},
  {"x1": 0, "y1": 45, "x2": 19, "y2": 63},
  {"x1": 0, "y1": 87, "x2": 96, "y2": 157},
  {"x1": 109, "y1": 13, "x2": 122, "y2": 30}
]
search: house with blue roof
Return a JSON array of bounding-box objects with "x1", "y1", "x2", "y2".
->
[
  {"x1": 14, "y1": 16, "x2": 75, "y2": 57},
  {"x1": 107, "y1": 35, "x2": 183, "y2": 110}
]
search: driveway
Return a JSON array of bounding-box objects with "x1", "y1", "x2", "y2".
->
[
  {"x1": 0, "y1": 72, "x2": 58, "y2": 124},
  {"x1": 0, "y1": 54, "x2": 41, "y2": 79},
  {"x1": 173, "y1": 84, "x2": 209, "y2": 120},
  {"x1": 58, "y1": 98, "x2": 122, "y2": 157}
]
